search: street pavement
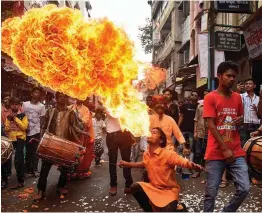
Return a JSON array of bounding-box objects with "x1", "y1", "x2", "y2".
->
[{"x1": 1, "y1": 152, "x2": 262, "y2": 212}]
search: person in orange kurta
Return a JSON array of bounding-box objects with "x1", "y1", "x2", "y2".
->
[
  {"x1": 150, "y1": 95, "x2": 189, "y2": 155},
  {"x1": 69, "y1": 100, "x2": 95, "y2": 178},
  {"x1": 119, "y1": 127, "x2": 204, "y2": 212}
]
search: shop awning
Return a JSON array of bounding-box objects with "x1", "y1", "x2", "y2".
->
[
  {"x1": 176, "y1": 64, "x2": 197, "y2": 78},
  {"x1": 187, "y1": 55, "x2": 198, "y2": 67},
  {"x1": 240, "y1": 6, "x2": 262, "y2": 29}
]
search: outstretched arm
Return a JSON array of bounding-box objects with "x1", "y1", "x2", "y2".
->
[
  {"x1": 168, "y1": 151, "x2": 204, "y2": 171},
  {"x1": 118, "y1": 160, "x2": 145, "y2": 168}
]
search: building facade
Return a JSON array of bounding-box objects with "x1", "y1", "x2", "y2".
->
[
  {"x1": 151, "y1": 1, "x2": 183, "y2": 94},
  {"x1": 150, "y1": 0, "x2": 262, "y2": 100}
]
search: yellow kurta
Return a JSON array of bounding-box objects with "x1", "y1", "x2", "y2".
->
[
  {"x1": 138, "y1": 147, "x2": 193, "y2": 207},
  {"x1": 150, "y1": 114, "x2": 185, "y2": 150}
]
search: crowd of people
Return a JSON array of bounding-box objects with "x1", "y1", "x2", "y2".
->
[{"x1": 1, "y1": 61, "x2": 262, "y2": 212}]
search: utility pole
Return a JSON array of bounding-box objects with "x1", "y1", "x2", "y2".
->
[{"x1": 208, "y1": 1, "x2": 215, "y2": 90}]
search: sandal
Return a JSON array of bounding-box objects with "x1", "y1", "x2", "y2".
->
[
  {"x1": 192, "y1": 172, "x2": 200, "y2": 178},
  {"x1": 251, "y1": 178, "x2": 261, "y2": 185},
  {"x1": 201, "y1": 179, "x2": 206, "y2": 184},
  {"x1": 33, "y1": 171, "x2": 40, "y2": 177},
  {"x1": 219, "y1": 180, "x2": 228, "y2": 188},
  {"x1": 57, "y1": 188, "x2": 68, "y2": 195},
  {"x1": 10, "y1": 183, "x2": 24, "y2": 190}
]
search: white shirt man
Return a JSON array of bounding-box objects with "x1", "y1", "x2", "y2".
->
[
  {"x1": 22, "y1": 101, "x2": 45, "y2": 136},
  {"x1": 240, "y1": 92, "x2": 260, "y2": 124},
  {"x1": 105, "y1": 109, "x2": 121, "y2": 133}
]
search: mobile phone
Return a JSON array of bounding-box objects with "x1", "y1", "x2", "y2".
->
[{"x1": 238, "y1": 81, "x2": 243, "y2": 84}]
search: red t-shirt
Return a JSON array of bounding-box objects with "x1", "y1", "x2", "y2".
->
[{"x1": 203, "y1": 91, "x2": 246, "y2": 160}]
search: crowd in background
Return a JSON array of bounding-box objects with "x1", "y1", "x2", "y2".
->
[{"x1": 1, "y1": 62, "x2": 262, "y2": 209}]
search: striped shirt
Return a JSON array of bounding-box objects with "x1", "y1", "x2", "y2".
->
[{"x1": 240, "y1": 92, "x2": 260, "y2": 124}]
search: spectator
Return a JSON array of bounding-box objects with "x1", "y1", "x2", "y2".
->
[
  {"x1": 178, "y1": 90, "x2": 199, "y2": 161},
  {"x1": 163, "y1": 88, "x2": 179, "y2": 124},
  {"x1": 5, "y1": 97, "x2": 29, "y2": 189},
  {"x1": 23, "y1": 87, "x2": 45, "y2": 177}
]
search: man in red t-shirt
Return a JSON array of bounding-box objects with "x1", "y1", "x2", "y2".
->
[{"x1": 203, "y1": 61, "x2": 250, "y2": 212}]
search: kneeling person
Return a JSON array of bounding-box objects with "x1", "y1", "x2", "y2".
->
[{"x1": 119, "y1": 127, "x2": 204, "y2": 212}]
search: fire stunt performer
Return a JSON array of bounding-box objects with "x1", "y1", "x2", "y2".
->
[
  {"x1": 69, "y1": 99, "x2": 95, "y2": 179},
  {"x1": 34, "y1": 92, "x2": 88, "y2": 201},
  {"x1": 149, "y1": 95, "x2": 189, "y2": 154},
  {"x1": 118, "y1": 127, "x2": 204, "y2": 212}
]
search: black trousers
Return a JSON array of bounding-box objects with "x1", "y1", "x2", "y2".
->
[
  {"x1": 25, "y1": 133, "x2": 40, "y2": 174},
  {"x1": 194, "y1": 137, "x2": 207, "y2": 166},
  {"x1": 1, "y1": 158, "x2": 12, "y2": 182},
  {"x1": 12, "y1": 138, "x2": 25, "y2": 183},
  {"x1": 130, "y1": 183, "x2": 178, "y2": 212},
  {"x1": 37, "y1": 160, "x2": 68, "y2": 192},
  {"x1": 106, "y1": 131, "x2": 133, "y2": 187}
]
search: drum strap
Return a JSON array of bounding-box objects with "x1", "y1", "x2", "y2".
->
[{"x1": 46, "y1": 108, "x2": 55, "y2": 133}]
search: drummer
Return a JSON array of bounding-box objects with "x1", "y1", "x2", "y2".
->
[
  {"x1": 250, "y1": 125, "x2": 262, "y2": 137},
  {"x1": 34, "y1": 92, "x2": 87, "y2": 201},
  {"x1": 69, "y1": 99, "x2": 95, "y2": 179}
]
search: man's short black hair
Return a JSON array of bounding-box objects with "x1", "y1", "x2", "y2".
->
[
  {"x1": 31, "y1": 87, "x2": 43, "y2": 93},
  {"x1": 55, "y1": 92, "x2": 65, "y2": 99},
  {"x1": 191, "y1": 90, "x2": 198, "y2": 94},
  {"x1": 244, "y1": 78, "x2": 256, "y2": 84},
  {"x1": 163, "y1": 88, "x2": 172, "y2": 95},
  {"x1": 9, "y1": 97, "x2": 21, "y2": 105},
  {"x1": 152, "y1": 127, "x2": 167, "y2": 148},
  {"x1": 217, "y1": 61, "x2": 238, "y2": 76},
  {"x1": 95, "y1": 108, "x2": 104, "y2": 115},
  {"x1": 2, "y1": 91, "x2": 11, "y2": 99}
]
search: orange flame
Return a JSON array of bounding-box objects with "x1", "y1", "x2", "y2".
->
[
  {"x1": 135, "y1": 64, "x2": 166, "y2": 92},
  {"x1": 1, "y1": 5, "x2": 152, "y2": 136}
]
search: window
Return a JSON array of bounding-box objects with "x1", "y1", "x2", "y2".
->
[
  {"x1": 183, "y1": 1, "x2": 190, "y2": 17},
  {"x1": 184, "y1": 50, "x2": 189, "y2": 64},
  {"x1": 178, "y1": 53, "x2": 184, "y2": 67}
]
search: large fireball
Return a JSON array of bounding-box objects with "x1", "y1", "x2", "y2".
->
[{"x1": 1, "y1": 5, "x2": 155, "y2": 136}]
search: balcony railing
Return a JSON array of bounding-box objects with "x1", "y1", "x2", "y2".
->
[
  {"x1": 181, "y1": 15, "x2": 190, "y2": 45},
  {"x1": 155, "y1": 31, "x2": 173, "y2": 61},
  {"x1": 152, "y1": 0, "x2": 161, "y2": 17},
  {"x1": 159, "y1": 1, "x2": 175, "y2": 31}
]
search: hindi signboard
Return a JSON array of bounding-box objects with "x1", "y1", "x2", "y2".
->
[
  {"x1": 215, "y1": 31, "x2": 241, "y2": 51},
  {"x1": 214, "y1": 1, "x2": 251, "y2": 13},
  {"x1": 243, "y1": 19, "x2": 262, "y2": 59}
]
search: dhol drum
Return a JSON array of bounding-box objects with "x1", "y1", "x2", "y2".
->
[
  {"x1": 243, "y1": 136, "x2": 262, "y2": 175},
  {"x1": 37, "y1": 133, "x2": 85, "y2": 168},
  {"x1": 1, "y1": 137, "x2": 13, "y2": 164}
]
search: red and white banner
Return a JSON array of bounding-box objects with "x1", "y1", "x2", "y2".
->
[{"x1": 244, "y1": 19, "x2": 262, "y2": 59}]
